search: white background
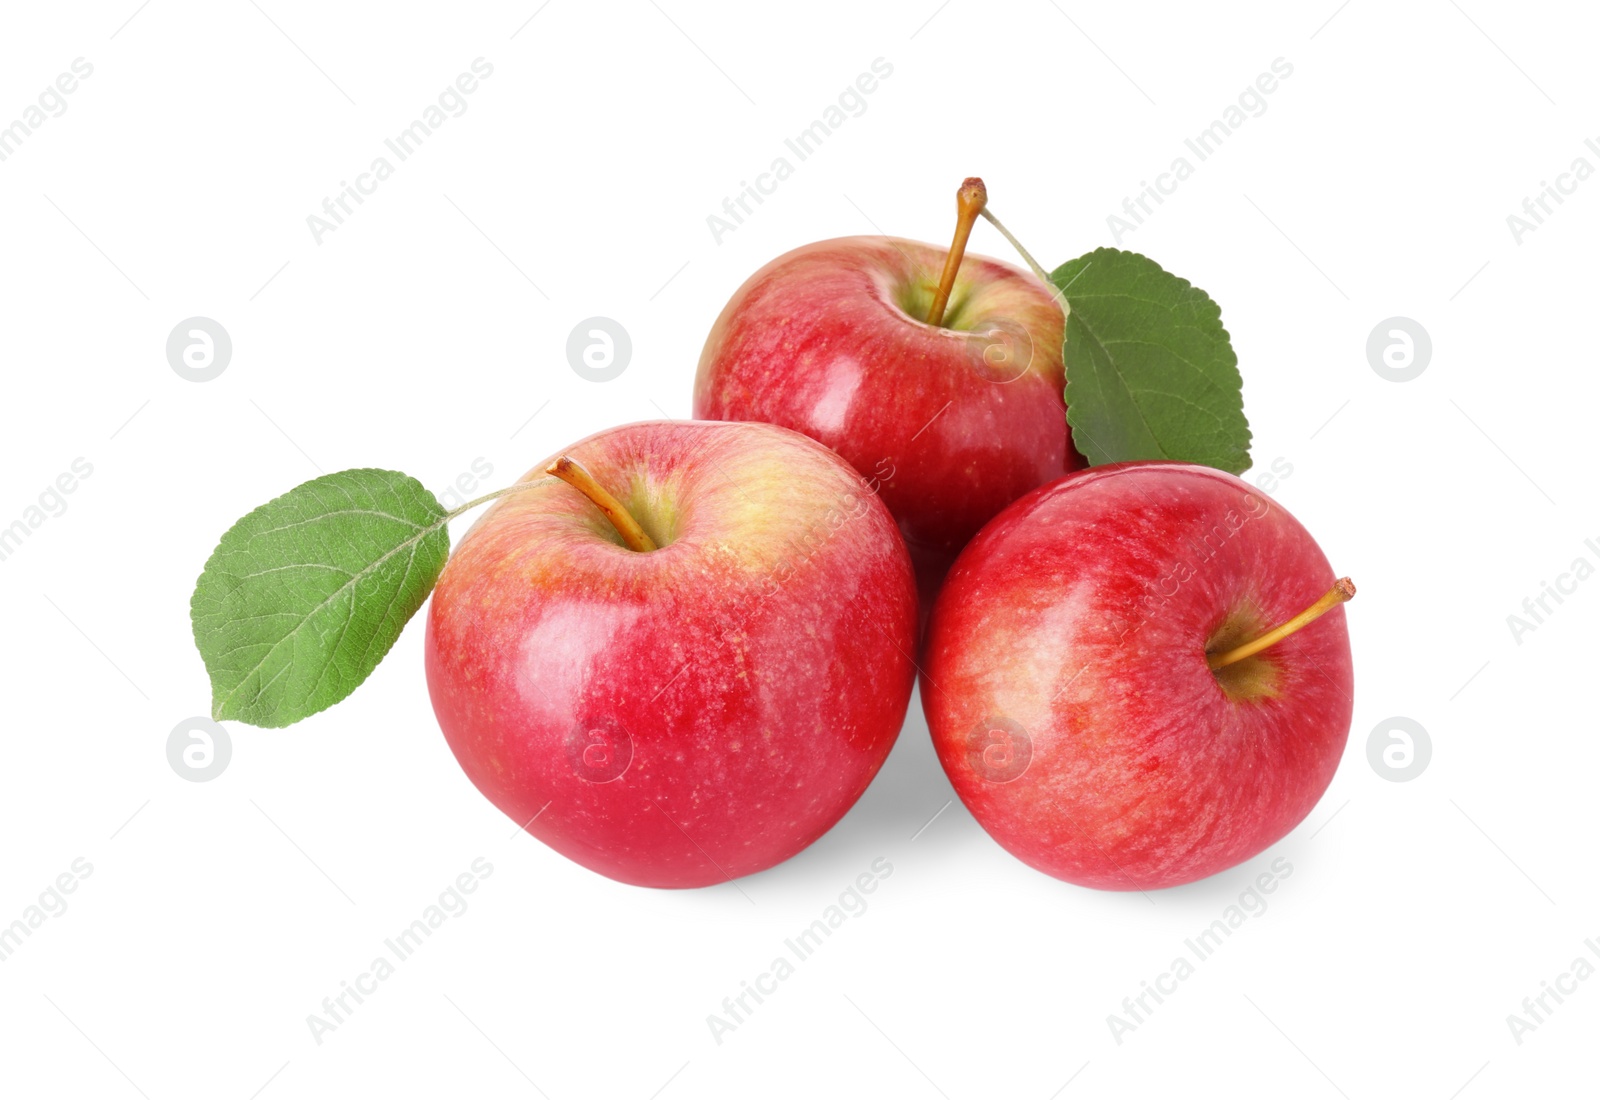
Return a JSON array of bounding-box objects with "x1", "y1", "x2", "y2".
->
[{"x1": 1, "y1": 1, "x2": 1595, "y2": 1097}]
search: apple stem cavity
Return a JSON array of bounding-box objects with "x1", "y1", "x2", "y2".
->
[
  {"x1": 1207, "y1": 577, "x2": 1356, "y2": 671},
  {"x1": 546, "y1": 455, "x2": 658, "y2": 552},
  {"x1": 926, "y1": 177, "x2": 988, "y2": 327}
]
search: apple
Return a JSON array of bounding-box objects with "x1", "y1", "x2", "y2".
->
[
  {"x1": 921, "y1": 461, "x2": 1355, "y2": 890},
  {"x1": 694, "y1": 180, "x2": 1084, "y2": 604},
  {"x1": 425, "y1": 420, "x2": 918, "y2": 888}
]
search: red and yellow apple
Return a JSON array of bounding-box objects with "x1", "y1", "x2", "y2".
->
[
  {"x1": 921, "y1": 462, "x2": 1354, "y2": 890},
  {"x1": 425, "y1": 420, "x2": 918, "y2": 888},
  {"x1": 694, "y1": 184, "x2": 1083, "y2": 603}
]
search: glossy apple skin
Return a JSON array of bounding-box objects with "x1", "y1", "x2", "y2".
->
[
  {"x1": 694, "y1": 236, "x2": 1085, "y2": 590},
  {"x1": 922, "y1": 462, "x2": 1354, "y2": 890},
  {"x1": 426, "y1": 420, "x2": 917, "y2": 888}
]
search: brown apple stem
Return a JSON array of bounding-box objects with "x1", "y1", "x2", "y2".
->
[
  {"x1": 1207, "y1": 578, "x2": 1356, "y2": 670},
  {"x1": 926, "y1": 177, "x2": 988, "y2": 327},
  {"x1": 546, "y1": 456, "x2": 657, "y2": 552}
]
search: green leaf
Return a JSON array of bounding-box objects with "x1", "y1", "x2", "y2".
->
[
  {"x1": 1052, "y1": 247, "x2": 1251, "y2": 474},
  {"x1": 191, "y1": 469, "x2": 451, "y2": 728}
]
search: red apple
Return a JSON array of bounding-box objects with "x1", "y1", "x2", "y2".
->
[
  {"x1": 694, "y1": 188, "x2": 1083, "y2": 600},
  {"x1": 425, "y1": 420, "x2": 917, "y2": 888},
  {"x1": 921, "y1": 462, "x2": 1354, "y2": 890}
]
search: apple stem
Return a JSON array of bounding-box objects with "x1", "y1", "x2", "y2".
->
[
  {"x1": 443, "y1": 482, "x2": 540, "y2": 521},
  {"x1": 926, "y1": 178, "x2": 988, "y2": 327},
  {"x1": 1207, "y1": 578, "x2": 1356, "y2": 670},
  {"x1": 977, "y1": 207, "x2": 1053, "y2": 287},
  {"x1": 546, "y1": 456, "x2": 658, "y2": 552}
]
